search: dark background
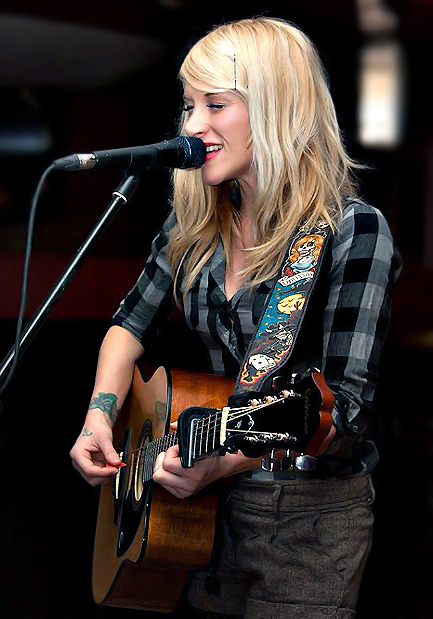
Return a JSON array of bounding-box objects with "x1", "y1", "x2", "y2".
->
[{"x1": 0, "y1": 1, "x2": 432, "y2": 617}]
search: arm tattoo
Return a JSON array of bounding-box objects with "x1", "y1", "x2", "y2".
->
[{"x1": 89, "y1": 392, "x2": 119, "y2": 420}]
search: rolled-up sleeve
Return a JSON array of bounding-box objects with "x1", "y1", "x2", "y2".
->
[
  {"x1": 323, "y1": 201, "x2": 402, "y2": 437},
  {"x1": 112, "y1": 216, "x2": 176, "y2": 348}
]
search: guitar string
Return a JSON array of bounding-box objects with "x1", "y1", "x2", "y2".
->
[
  {"x1": 196, "y1": 397, "x2": 286, "y2": 429},
  {"x1": 123, "y1": 398, "x2": 283, "y2": 460},
  {"x1": 119, "y1": 397, "x2": 287, "y2": 473},
  {"x1": 188, "y1": 398, "x2": 288, "y2": 456}
]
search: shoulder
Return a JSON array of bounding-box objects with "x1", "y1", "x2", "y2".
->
[
  {"x1": 339, "y1": 198, "x2": 393, "y2": 239},
  {"x1": 330, "y1": 198, "x2": 400, "y2": 277},
  {"x1": 160, "y1": 210, "x2": 177, "y2": 237},
  {"x1": 152, "y1": 211, "x2": 177, "y2": 250},
  {"x1": 333, "y1": 198, "x2": 395, "y2": 252}
]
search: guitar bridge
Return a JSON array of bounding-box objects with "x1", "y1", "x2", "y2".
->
[{"x1": 114, "y1": 450, "x2": 124, "y2": 501}]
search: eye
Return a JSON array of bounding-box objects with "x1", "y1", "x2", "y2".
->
[
  {"x1": 182, "y1": 104, "x2": 193, "y2": 113},
  {"x1": 207, "y1": 103, "x2": 225, "y2": 110}
]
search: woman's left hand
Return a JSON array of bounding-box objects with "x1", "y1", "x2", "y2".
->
[{"x1": 153, "y1": 444, "x2": 222, "y2": 499}]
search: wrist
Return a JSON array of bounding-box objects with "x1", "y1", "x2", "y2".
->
[
  {"x1": 217, "y1": 451, "x2": 261, "y2": 478},
  {"x1": 88, "y1": 391, "x2": 120, "y2": 425},
  {"x1": 84, "y1": 407, "x2": 114, "y2": 430}
]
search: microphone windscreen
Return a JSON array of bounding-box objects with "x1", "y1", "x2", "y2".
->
[{"x1": 178, "y1": 136, "x2": 206, "y2": 169}]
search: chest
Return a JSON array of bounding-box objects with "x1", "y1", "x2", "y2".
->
[{"x1": 225, "y1": 242, "x2": 247, "y2": 301}]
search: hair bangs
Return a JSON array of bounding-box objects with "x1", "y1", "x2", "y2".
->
[{"x1": 180, "y1": 39, "x2": 235, "y2": 94}]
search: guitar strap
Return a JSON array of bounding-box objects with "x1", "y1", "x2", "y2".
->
[
  {"x1": 234, "y1": 219, "x2": 332, "y2": 394},
  {"x1": 205, "y1": 220, "x2": 332, "y2": 596}
]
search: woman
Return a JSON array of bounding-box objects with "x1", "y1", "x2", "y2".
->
[{"x1": 70, "y1": 17, "x2": 401, "y2": 618}]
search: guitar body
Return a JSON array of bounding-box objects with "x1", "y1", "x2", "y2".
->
[{"x1": 92, "y1": 365, "x2": 234, "y2": 612}]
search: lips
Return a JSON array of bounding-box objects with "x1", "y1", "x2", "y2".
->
[{"x1": 205, "y1": 143, "x2": 223, "y2": 162}]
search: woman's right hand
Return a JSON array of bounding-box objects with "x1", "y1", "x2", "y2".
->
[
  {"x1": 70, "y1": 412, "x2": 122, "y2": 486},
  {"x1": 70, "y1": 326, "x2": 145, "y2": 486}
]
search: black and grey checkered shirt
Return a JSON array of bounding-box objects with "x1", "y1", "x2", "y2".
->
[{"x1": 113, "y1": 200, "x2": 401, "y2": 473}]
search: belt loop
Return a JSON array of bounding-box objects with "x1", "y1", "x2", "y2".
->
[
  {"x1": 367, "y1": 473, "x2": 376, "y2": 504},
  {"x1": 271, "y1": 484, "x2": 283, "y2": 519}
]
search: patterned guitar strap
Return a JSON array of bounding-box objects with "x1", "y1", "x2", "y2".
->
[
  {"x1": 205, "y1": 221, "x2": 332, "y2": 596},
  {"x1": 234, "y1": 219, "x2": 332, "y2": 395}
]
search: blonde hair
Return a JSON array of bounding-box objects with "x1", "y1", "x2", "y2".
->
[{"x1": 168, "y1": 17, "x2": 359, "y2": 299}]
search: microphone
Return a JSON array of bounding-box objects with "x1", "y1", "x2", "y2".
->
[{"x1": 53, "y1": 136, "x2": 206, "y2": 171}]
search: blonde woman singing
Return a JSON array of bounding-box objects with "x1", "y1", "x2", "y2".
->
[{"x1": 71, "y1": 17, "x2": 401, "y2": 618}]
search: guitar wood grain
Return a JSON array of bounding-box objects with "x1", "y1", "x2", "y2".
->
[{"x1": 92, "y1": 365, "x2": 233, "y2": 612}]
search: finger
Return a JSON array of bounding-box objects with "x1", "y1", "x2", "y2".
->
[
  {"x1": 98, "y1": 438, "x2": 121, "y2": 466},
  {"x1": 153, "y1": 445, "x2": 180, "y2": 472},
  {"x1": 158, "y1": 445, "x2": 184, "y2": 475},
  {"x1": 152, "y1": 449, "x2": 184, "y2": 485},
  {"x1": 154, "y1": 451, "x2": 166, "y2": 472},
  {"x1": 81, "y1": 464, "x2": 120, "y2": 486},
  {"x1": 164, "y1": 444, "x2": 180, "y2": 461},
  {"x1": 152, "y1": 466, "x2": 192, "y2": 498},
  {"x1": 74, "y1": 447, "x2": 120, "y2": 479},
  {"x1": 71, "y1": 457, "x2": 111, "y2": 486}
]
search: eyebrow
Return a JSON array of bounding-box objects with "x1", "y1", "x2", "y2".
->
[{"x1": 183, "y1": 91, "x2": 232, "y2": 101}]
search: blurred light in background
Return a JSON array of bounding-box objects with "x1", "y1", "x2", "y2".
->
[
  {"x1": 356, "y1": 0, "x2": 404, "y2": 148},
  {"x1": 0, "y1": 13, "x2": 166, "y2": 86},
  {"x1": 0, "y1": 90, "x2": 52, "y2": 156},
  {"x1": 358, "y1": 40, "x2": 404, "y2": 147}
]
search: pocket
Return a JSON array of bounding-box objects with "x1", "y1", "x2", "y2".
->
[{"x1": 268, "y1": 500, "x2": 374, "y2": 608}]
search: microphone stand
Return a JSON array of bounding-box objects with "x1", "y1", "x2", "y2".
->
[{"x1": 0, "y1": 171, "x2": 141, "y2": 388}]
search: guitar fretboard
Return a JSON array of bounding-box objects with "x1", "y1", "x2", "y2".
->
[
  {"x1": 141, "y1": 410, "x2": 224, "y2": 479},
  {"x1": 142, "y1": 432, "x2": 178, "y2": 482},
  {"x1": 188, "y1": 412, "x2": 223, "y2": 462}
]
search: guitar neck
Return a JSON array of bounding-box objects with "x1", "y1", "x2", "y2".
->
[
  {"x1": 142, "y1": 431, "x2": 178, "y2": 483},
  {"x1": 177, "y1": 406, "x2": 225, "y2": 468},
  {"x1": 142, "y1": 409, "x2": 224, "y2": 482},
  {"x1": 142, "y1": 409, "x2": 223, "y2": 480},
  {"x1": 140, "y1": 370, "x2": 334, "y2": 479}
]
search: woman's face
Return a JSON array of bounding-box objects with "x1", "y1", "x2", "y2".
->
[{"x1": 183, "y1": 83, "x2": 254, "y2": 190}]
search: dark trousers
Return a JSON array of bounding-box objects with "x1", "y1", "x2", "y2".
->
[{"x1": 187, "y1": 472, "x2": 375, "y2": 619}]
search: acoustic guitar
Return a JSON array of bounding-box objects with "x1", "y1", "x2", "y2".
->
[{"x1": 92, "y1": 364, "x2": 333, "y2": 612}]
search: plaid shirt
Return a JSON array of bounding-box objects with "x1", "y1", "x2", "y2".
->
[{"x1": 113, "y1": 200, "x2": 401, "y2": 473}]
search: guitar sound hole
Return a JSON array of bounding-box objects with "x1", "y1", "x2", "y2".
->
[{"x1": 133, "y1": 420, "x2": 152, "y2": 504}]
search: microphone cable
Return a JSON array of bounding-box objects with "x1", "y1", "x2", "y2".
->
[{"x1": 0, "y1": 163, "x2": 55, "y2": 396}]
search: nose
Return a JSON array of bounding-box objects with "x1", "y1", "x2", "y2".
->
[{"x1": 184, "y1": 106, "x2": 209, "y2": 138}]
